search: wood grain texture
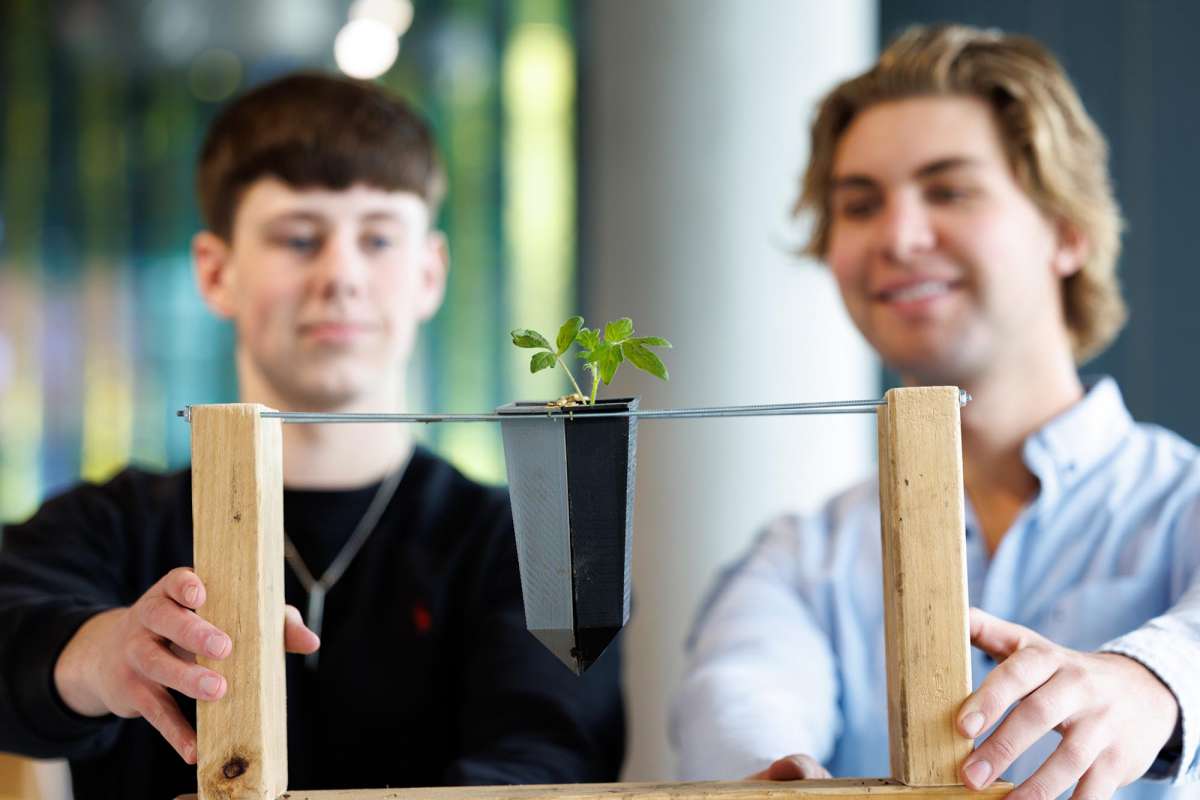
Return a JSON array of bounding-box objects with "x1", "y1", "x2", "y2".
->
[
  {"x1": 175, "y1": 778, "x2": 1011, "y2": 800},
  {"x1": 877, "y1": 388, "x2": 973, "y2": 786},
  {"x1": 192, "y1": 404, "x2": 287, "y2": 800}
]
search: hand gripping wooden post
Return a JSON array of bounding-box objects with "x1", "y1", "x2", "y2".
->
[{"x1": 181, "y1": 389, "x2": 1010, "y2": 800}]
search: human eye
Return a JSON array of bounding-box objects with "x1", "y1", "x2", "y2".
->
[
  {"x1": 361, "y1": 233, "x2": 394, "y2": 253},
  {"x1": 268, "y1": 228, "x2": 321, "y2": 255},
  {"x1": 925, "y1": 183, "x2": 975, "y2": 205},
  {"x1": 284, "y1": 236, "x2": 319, "y2": 254},
  {"x1": 834, "y1": 194, "x2": 880, "y2": 219}
]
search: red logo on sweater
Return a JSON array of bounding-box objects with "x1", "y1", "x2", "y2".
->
[{"x1": 412, "y1": 603, "x2": 432, "y2": 634}]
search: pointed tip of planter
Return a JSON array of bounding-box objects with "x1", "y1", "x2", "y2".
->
[
  {"x1": 574, "y1": 625, "x2": 622, "y2": 673},
  {"x1": 529, "y1": 627, "x2": 584, "y2": 675},
  {"x1": 529, "y1": 625, "x2": 623, "y2": 675}
]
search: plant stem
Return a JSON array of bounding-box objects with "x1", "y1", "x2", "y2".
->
[
  {"x1": 556, "y1": 356, "x2": 586, "y2": 399},
  {"x1": 590, "y1": 373, "x2": 600, "y2": 405}
]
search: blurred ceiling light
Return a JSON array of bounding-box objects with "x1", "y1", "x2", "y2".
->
[
  {"x1": 334, "y1": 18, "x2": 399, "y2": 80},
  {"x1": 350, "y1": 0, "x2": 414, "y2": 36},
  {"x1": 188, "y1": 49, "x2": 243, "y2": 103}
]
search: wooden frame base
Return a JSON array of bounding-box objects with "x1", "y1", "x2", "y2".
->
[
  {"x1": 178, "y1": 778, "x2": 1012, "y2": 800},
  {"x1": 186, "y1": 388, "x2": 1004, "y2": 800}
]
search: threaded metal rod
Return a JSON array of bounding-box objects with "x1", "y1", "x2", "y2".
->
[{"x1": 177, "y1": 391, "x2": 969, "y2": 424}]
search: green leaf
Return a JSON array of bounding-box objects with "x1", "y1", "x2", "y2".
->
[
  {"x1": 622, "y1": 342, "x2": 669, "y2": 381},
  {"x1": 604, "y1": 317, "x2": 634, "y2": 344},
  {"x1": 556, "y1": 316, "x2": 584, "y2": 355},
  {"x1": 530, "y1": 351, "x2": 556, "y2": 373},
  {"x1": 577, "y1": 327, "x2": 601, "y2": 351},
  {"x1": 629, "y1": 336, "x2": 672, "y2": 348},
  {"x1": 511, "y1": 329, "x2": 551, "y2": 350},
  {"x1": 597, "y1": 342, "x2": 623, "y2": 384},
  {"x1": 583, "y1": 340, "x2": 612, "y2": 368}
]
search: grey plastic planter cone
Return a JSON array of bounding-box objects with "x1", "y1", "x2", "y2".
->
[{"x1": 497, "y1": 397, "x2": 638, "y2": 675}]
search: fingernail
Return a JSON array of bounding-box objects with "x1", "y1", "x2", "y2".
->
[
  {"x1": 184, "y1": 742, "x2": 196, "y2": 763},
  {"x1": 961, "y1": 711, "x2": 985, "y2": 737},
  {"x1": 199, "y1": 674, "x2": 222, "y2": 698},
  {"x1": 964, "y1": 759, "x2": 991, "y2": 787},
  {"x1": 184, "y1": 584, "x2": 199, "y2": 606},
  {"x1": 205, "y1": 634, "x2": 229, "y2": 657}
]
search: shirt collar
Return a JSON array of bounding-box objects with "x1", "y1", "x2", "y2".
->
[{"x1": 1021, "y1": 375, "x2": 1133, "y2": 487}]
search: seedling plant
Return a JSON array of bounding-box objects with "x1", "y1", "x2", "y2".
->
[{"x1": 511, "y1": 316, "x2": 671, "y2": 405}]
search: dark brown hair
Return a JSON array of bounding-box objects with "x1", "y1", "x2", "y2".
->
[
  {"x1": 798, "y1": 24, "x2": 1126, "y2": 363},
  {"x1": 197, "y1": 72, "x2": 446, "y2": 240}
]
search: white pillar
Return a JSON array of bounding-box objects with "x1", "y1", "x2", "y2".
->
[{"x1": 580, "y1": 0, "x2": 879, "y2": 780}]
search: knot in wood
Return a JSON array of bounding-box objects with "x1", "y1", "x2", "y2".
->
[{"x1": 222, "y1": 756, "x2": 249, "y2": 779}]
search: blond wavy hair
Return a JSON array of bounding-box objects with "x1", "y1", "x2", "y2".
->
[{"x1": 798, "y1": 24, "x2": 1126, "y2": 363}]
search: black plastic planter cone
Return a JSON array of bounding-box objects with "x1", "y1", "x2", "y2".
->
[{"x1": 497, "y1": 397, "x2": 637, "y2": 675}]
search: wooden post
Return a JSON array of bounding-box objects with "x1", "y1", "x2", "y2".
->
[
  {"x1": 877, "y1": 387, "x2": 972, "y2": 786},
  {"x1": 191, "y1": 404, "x2": 287, "y2": 800}
]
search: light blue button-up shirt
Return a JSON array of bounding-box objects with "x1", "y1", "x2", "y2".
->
[{"x1": 673, "y1": 378, "x2": 1200, "y2": 798}]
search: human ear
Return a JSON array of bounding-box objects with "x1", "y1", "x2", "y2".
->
[
  {"x1": 1051, "y1": 221, "x2": 1089, "y2": 278},
  {"x1": 414, "y1": 230, "x2": 449, "y2": 321},
  {"x1": 192, "y1": 231, "x2": 237, "y2": 319}
]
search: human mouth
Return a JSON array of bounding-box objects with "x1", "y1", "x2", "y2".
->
[
  {"x1": 879, "y1": 280, "x2": 956, "y2": 303},
  {"x1": 872, "y1": 279, "x2": 963, "y2": 321},
  {"x1": 298, "y1": 321, "x2": 377, "y2": 344}
]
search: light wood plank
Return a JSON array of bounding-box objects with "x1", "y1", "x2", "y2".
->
[
  {"x1": 176, "y1": 778, "x2": 1011, "y2": 800},
  {"x1": 192, "y1": 404, "x2": 287, "y2": 800},
  {"x1": 877, "y1": 387, "x2": 973, "y2": 786}
]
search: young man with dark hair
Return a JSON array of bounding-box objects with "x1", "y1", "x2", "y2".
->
[
  {"x1": 673, "y1": 25, "x2": 1198, "y2": 800},
  {"x1": 0, "y1": 73, "x2": 624, "y2": 799}
]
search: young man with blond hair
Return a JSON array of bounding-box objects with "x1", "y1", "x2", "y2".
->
[
  {"x1": 0, "y1": 73, "x2": 624, "y2": 799},
  {"x1": 674, "y1": 25, "x2": 1198, "y2": 800}
]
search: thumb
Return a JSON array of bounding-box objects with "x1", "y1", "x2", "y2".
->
[
  {"x1": 968, "y1": 607, "x2": 1045, "y2": 662},
  {"x1": 747, "y1": 755, "x2": 831, "y2": 781},
  {"x1": 284, "y1": 605, "x2": 321, "y2": 654}
]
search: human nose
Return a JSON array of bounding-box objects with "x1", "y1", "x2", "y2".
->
[
  {"x1": 311, "y1": 231, "x2": 367, "y2": 299},
  {"x1": 874, "y1": 191, "x2": 935, "y2": 263}
]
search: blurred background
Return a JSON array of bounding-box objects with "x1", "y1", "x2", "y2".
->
[{"x1": 1, "y1": 0, "x2": 1198, "y2": 794}]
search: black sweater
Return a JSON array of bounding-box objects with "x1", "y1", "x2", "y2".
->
[{"x1": 0, "y1": 447, "x2": 625, "y2": 798}]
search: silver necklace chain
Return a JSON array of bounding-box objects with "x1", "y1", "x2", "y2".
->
[{"x1": 284, "y1": 465, "x2": 405, "y2": 670}]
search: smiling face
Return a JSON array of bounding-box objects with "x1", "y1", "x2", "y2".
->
[
  {"x1": 825, "y1": 96, "x2": 1085, "y2": 386},
  {"x1": 194, "y1": 178, "x2": 447, "y2": 411}
]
